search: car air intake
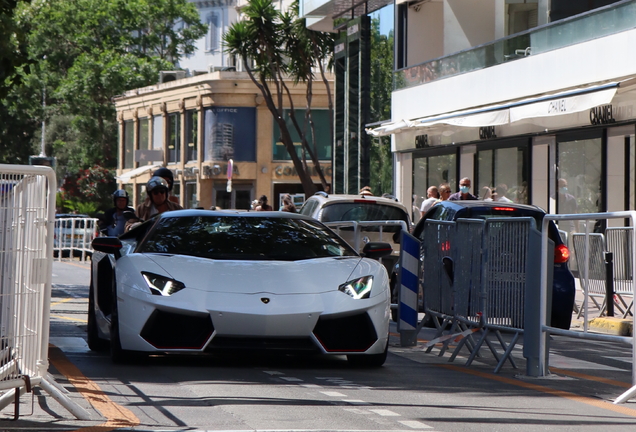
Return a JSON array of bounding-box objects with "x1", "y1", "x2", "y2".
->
[
  {"x1": 313, "y1": 312, "x2": 377, "y2": 352},
  {"x1": 140, "y1": 310, "x2": 213, "y2": 349}
]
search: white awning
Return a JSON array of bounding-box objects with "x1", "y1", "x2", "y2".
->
[
  {"x1": 116, "y1": 164, "x2": 160, "y2": 183},
  {"x1": 366, "y1": 82, "x2": 619, "y2": 137}
]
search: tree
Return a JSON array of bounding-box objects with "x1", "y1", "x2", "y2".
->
[
  {"x1": 0, "y1": 0, "x2": 206, "y2": 176},
  {"x1": 224, "y1": 0, "x2": 334, "y2": 196},
  {"x1": 368, "y1": 17, "x2": 394, "y2": 196}
]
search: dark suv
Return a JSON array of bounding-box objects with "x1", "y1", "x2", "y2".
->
[{"x1": 412, "y1": 200, "x2": 575, "y2": 330}]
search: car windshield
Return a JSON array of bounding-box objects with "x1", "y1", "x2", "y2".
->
[
  {"x1": 321, "y1": 203, "x2": 409, "y2": 224},
  {"x1": 139, "y1": 216, "x2": 358, "y2": 260}
]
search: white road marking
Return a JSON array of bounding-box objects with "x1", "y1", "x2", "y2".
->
[
  {"x1": 300, "y1": 384, "x2": 322, "y2": 388},
  {"x1": 280, "y1": 377, "x2": 303, "y2": 382},
  {"x1": 263, "y1": 371, "x2": 285, "y2": 375},
  {"x1": 342, "y1": 408, "x2": 368, "y2": 414},
  {"x1": 320, "y1": 391, "x2": 346, "y2": 397},
  {"x1": 549, "y1": 353, "x2": 625, "y2": 371},
  {"x1": 342, "y1": 399, "x2": 369, "y2": 405},
  {"x1": 399, "y1": 420, "x2": 435, "y2": 429},
  {"x1": 368, "y1": 409, "x2": 400, "y2": 416}
]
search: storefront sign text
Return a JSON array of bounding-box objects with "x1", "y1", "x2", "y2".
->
[
  {"x1": 479, "y1": 126, "x2": 497, "y2": 140},
  {"x1": 275, "y1": 165, "x2": 332, "y2": 177},
  {"x1": 415, "y1": 134, "x2": 428, "y2": 148},
  {"x1": 589, "y1": 105, "x2": 615, "y2": 125}
]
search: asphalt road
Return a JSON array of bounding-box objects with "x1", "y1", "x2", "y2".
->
[{"x1": 0, "y1": 259, "x2": 635, "y2": 431}]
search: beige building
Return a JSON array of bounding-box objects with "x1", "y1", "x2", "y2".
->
[{"x1": 114, "y1": 71, "x2": 333, "y2": 210}]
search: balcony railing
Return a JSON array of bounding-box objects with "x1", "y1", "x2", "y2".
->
[{"x1": 395, "y1": 0, "x2": 636, "y2": 91}]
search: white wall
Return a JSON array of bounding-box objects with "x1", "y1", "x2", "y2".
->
[
  {"x1": 392, "y1": 28, "x2": 636, "y2": 125},
  {"x1": 406, "y1": 1, "x2": 444, "y2": 67},
  {"x1": 443, "y1": 0, "x2": 497, "y2": 55}
]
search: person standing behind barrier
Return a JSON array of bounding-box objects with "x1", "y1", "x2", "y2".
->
[
  {"x1": 280, "y1": 194, "x2": 297, "y2": 213},
  {"x1": 153, "y1": 167, "x2": 180, "y2": 205},
  {"x1": 126, "y1": 177, "x2": 183, "y2": 231},
  {"x1": 557, "y1": 178, "x2": 578, "y2": 233},
  {"x1": 255, "y1": 195, "x2": 272, "y2": 211},
  {"x1": 420, "y1": 186, "x2": 440, "y2": 215},
  {"x1": 448, "y1": 177, "x2": 478, "y2": 201},
  {"x1": 437, "y1": 184, "x2": 452, "y2": 203},
  {"x1": 100, "y1": 190, "x2": 135, "y2": 236}
]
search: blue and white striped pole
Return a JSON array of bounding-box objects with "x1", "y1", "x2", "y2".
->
[{"x1": 398, "y1": 230, "x2": 421, "y2": 346}]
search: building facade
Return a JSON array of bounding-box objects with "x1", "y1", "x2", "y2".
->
[
  {"x1": 303, "y1": 0, "x2": 636, "y2": 233},
  {"x1": 114, "y1": 71, "x2": 332, "y2": 210}
]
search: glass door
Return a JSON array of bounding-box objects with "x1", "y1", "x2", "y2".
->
[{"x1": 213, "y1": 183, "x2": 253, "y2": 210}]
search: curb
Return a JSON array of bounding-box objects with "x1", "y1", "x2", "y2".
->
[{"x1": 588, "y1": 317, "x2": 633, "y2": 336}]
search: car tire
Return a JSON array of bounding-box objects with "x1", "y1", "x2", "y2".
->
[
  {"x1": 347, "y1": 339, "x2": 388, "y2": 368},
  {"x1": 110, "y1": 277, "x2": 145, "y2": 364},
  {"x1": 87, "y1": 278, "x2": 109, "y2": 352}
]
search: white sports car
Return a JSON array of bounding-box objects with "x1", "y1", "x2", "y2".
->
[{"x1": 89, "y1": 210, "x2": 392, "y2": 366}]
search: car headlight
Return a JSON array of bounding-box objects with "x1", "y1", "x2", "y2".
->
[
  {"x1": 338, "y1": 276, "x2": 373, "y2": 299},
  {"x1": 142, "y1": 272, "x2": 186, "y2": 296}
]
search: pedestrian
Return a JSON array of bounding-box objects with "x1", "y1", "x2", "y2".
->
[
  {"x1": 359, "y1": 186, "x2": 373, "y2": 196},
  {"x1": 152, "y1": 167, "x2": 180, "y2": 205},
  {"x1": 420, "y1": 186, "x2": 440, "y2": 214},
  {"x1": 255, "y1": 195, "x2": 273, "y2": 211},
  {"x1": 448, "y1": 177, "x2": 478, "y2": 200},
  {"x1": 280, "y1": 194, "x2": 297, "y2": 213},
  {"x1": 126, "y1": 176, "x2": 183, "y2": 231},
  {"x1": 494, "y1": 183, "x2": 513, "y2": 203},
  {"x1": 480, "y1": 186, "x2": 494, "y2": 201},
  {"x1": 437, "y1": 184, "x2": 452, "y2": 202},
  {"x1": 99, "y1": 190, "x2": 135, "y2": 236}
]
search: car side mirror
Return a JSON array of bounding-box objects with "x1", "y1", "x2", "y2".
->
[
  {"x1": 92, "y1": 236, "x2": 123, "y2": 258},
  {"x1": 362, "y1": 242, "x2": 393, "y2": 259}
]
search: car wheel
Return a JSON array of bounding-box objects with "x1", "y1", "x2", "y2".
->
[
  {"x1": 110, "y1": 277, "x2": 145, "y2": 364},
  {"x1": 347, "y1": 339, "x2": 388, "y2": 368},
  {"x1": 87, "y1": 278, "x2": 109, "y2": 352}
]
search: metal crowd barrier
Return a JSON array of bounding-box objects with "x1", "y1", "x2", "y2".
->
[
  {"x1": 324, "y1": 220, "x2": 408, "y2": 252},
  {"x1": 0, "y1": 164, "x2": 89, "y2": 419},
  {"x1": 53, "y1": 217, "x2": 98, "y2": 262},
  {"x1": 406, "y1": 217, "x2": 542, "y2": 373},
  {"x1": 532, "y1": 211, "x2": 636, "y2": 405}
]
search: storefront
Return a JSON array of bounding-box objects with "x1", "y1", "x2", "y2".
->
[
  {"x1": 373, "y1": 78, "x2": 636, "y2": 232},
  {"x1": 115, "y1": 72, "x2": 332, "y2": 210}
]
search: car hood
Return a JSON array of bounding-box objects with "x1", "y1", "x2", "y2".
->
[{"x1": 141, "y1": 254, "x2": 375, "y2": 295}]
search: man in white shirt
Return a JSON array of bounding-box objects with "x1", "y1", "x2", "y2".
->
[{"x1": 420, "y1": 186, "x2": 440, "y2": 215}]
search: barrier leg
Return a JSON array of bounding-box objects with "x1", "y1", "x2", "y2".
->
[
  {"x1": 494, "y1": 332, "x2": 520, "y2": 373},
  {"x1": 39, "y1": 377, "x2": 91, "y2": 420},
  {"x1": 614, "y1": 385, "x2": 636, "y2": 404},
  {"x1": 465, "y1": 328, "x2": 489, "y2": 366}
]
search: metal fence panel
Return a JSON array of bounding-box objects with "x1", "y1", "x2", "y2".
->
[
  {"x1": 0, "y1": 164, "x2": 88, "y2": 419},
  {"x1": 421, "y1": 220, "x2": 455, "y2": 315},
  {"x1": 482, "y1": 218, "x2": 536, "y2": 330},
  {"x1": 454, "y1": 219, "x2": 485, "y2": 319},
  {"x1": 606, "y1": 227, "x2": 634, "y2": 300},
  {"x1": 53, "y1": 217, "x2": 98, "y2": 261}
]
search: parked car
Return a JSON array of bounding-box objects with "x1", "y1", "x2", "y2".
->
[
  {"x1": 300, "y1": 192, "x2": 411, "y2": 311},
  {"x1": 88, "y1": 209, "x2": 392, "y2": 366},
  {"x1": 54, "y1": 214, "x2": 98, "y2": 258},
  {"x1": 412, "y1": 200, "x2": 576, "y2": 330}
]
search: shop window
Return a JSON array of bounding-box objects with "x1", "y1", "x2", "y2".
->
[
  {"x1": 152, "y1": 115, "x2": 163, "y2": 163},
  {"x1": 204, "y1": 107, "x2": 256, "y2": 162},
  {"x1": 412, "y1": 152, "x2": 456, "y2": 222},
  {"x1": 476, "y1": 145, "x2": 529, "y2": 204},
  {"x1": 168, "y1": 113, "x2": 181, "y2": 163},
  {"x1": 186, "y1": 110, "x2": 198, "y2": 162},
  {"x1": 185, "y1": 182, "x2": 198, "y2": 208},
  {"x1": 272, "y1": 110, "x2": 332, "y2": 161},
  {"x1": 556, "y1": 135, "x2": 603, "y2": 234},
  {"x1": 124, "y1": 120, "x2": 134, "y2": 169},
  {"x1": 138, "y1": 118, "x2": 149, "y2": 152}
]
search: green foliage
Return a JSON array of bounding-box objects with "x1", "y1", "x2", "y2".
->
[
  {"x1": 369, "y1": 17, "x2": 394, "y2": 196},
  {"x1": 59, "y1": 165, "x2": 116, "y2": 213},
  {"x1": 224, "y1": 0, "x2": 334, "y2": 195},
  {"x1": 1, "y1": 0, "x2": 205, "y2": 169}
]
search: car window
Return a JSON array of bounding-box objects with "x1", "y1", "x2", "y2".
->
[
  {"x1": 299, "y1": 199, "x2": 318, "y2": 216},
  {"x1": 140, "y1": 216, "x2": 358, "y2": 260},
  {"x1": 320, "y1": 203, "x2": 409, "y2": 224}
]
